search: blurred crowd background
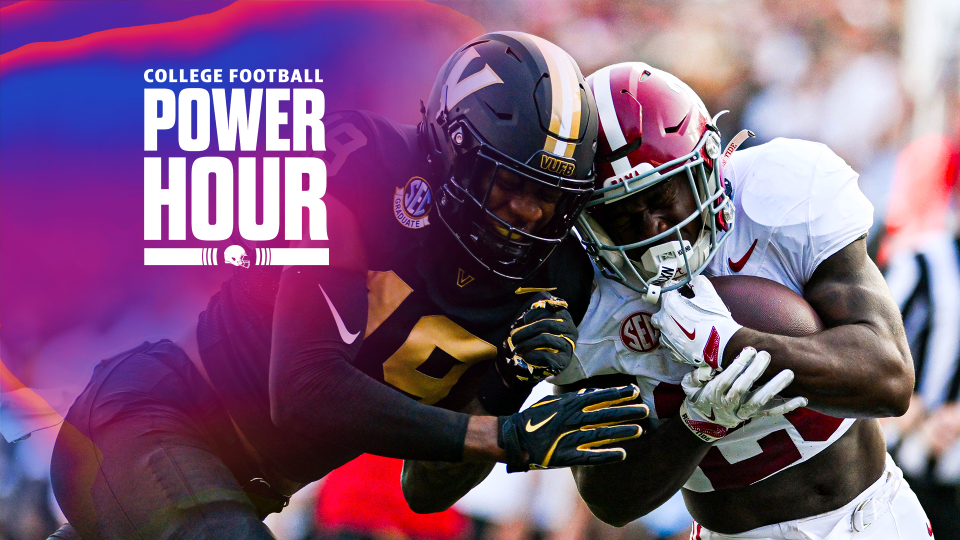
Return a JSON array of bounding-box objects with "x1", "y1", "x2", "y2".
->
[{"x1": 2, "y1": 0, "x2": 959, "y2": 539}]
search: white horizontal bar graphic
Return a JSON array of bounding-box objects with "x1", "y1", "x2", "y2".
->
[{"x1": 144, "y1": 248, "x2": 218, "y2": 265}]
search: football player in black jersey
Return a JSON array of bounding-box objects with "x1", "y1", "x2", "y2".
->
[{"x1": 46, "y1": 32, "x2": 648, "y2": 540}]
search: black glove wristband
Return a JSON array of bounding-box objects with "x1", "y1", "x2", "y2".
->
[
  {"x1": 497, "y1": 415, "x2": 506, "y2": 449},
  {"x1": 497, "y1": 415, "x2": 526, "y2": 473},
  {"x1": 476, "y1": 361, "x2": 534, "y2": 416}
]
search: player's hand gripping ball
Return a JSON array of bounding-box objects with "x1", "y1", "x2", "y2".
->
[
  {"x1": 652, "y1": 275, "x2": 743, "y2": 370},
  {"x1": 498, "y1": 292, "x2": 578, "y2": 388},
  {"x1": 679, "y1": 348, "x2": 808, "y2": 442},
  {"x1": 498, "y1": 385, "x2": 649, "y2": 472}
]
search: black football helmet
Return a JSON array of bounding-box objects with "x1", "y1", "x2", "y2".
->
[{"x1": 420, "y1": 32, "x2": 599, "y2": 280}]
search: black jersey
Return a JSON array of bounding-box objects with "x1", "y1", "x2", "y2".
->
[{"x1": 197, "y1": 111, "x2": 593, "y2": 480}]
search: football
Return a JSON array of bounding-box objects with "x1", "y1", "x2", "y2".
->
[{"x1": 709, "y1": 275, "x2": 823, "y2": 336}]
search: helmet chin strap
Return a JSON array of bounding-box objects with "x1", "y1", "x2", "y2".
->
[
  {"x1": 635, "y1": 229, "x2": 711, "y2": 303},
  {"x1": 638, "y1": 241, "x2": 689, "y2": 303}
]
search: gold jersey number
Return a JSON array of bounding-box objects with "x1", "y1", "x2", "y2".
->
[{"x1": 367, "y1": 271, "x2": 497, "y2": 405}]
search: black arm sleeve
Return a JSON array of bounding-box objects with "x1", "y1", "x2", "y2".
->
[{"x1": 268, "y1": 266, "x2": 470, "y2": 462}]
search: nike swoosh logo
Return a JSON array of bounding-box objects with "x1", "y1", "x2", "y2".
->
[
  {"x1": 728, "y1": 239, "x2": 758, "y2": 272},
  {"x1": 704, "y1": 409, "x2": 717, "y2": 421},
  {"x1": 526, "y1": 412, "x2": 558, "y2": 432},
  {"x1": 673, "y1": 317, "x2": 696, "y2": 340},
  {"x1": 319, "y1": 285, "x2": 361, "y2": 345}
]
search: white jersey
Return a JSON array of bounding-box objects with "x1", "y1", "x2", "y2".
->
[{"x1": 555, "y1": 138, "x2": 874, "y2": 492}]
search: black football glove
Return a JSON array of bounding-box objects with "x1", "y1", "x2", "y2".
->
[
  {"x1": 499, "y1": 293, "x2": 578, "y2": 386},
  {"x1": 478, "y1": 292, "x2": 579, "y2": 416},
  {"x1": 498, "y1": 385, "x2": 649, "y2": 473}
]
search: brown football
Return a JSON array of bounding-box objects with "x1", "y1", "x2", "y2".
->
[{"x1": 709, "y1": 275, "x2": 823, "y2": 336}]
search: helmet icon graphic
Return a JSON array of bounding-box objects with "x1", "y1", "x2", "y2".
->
[{"x1": 224, "y1": 245, "x2": 250, "y2": 268}]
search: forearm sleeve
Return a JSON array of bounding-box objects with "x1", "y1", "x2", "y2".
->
[{"x1": 269, "y1": 266, "x2": 470, "y2": 462}]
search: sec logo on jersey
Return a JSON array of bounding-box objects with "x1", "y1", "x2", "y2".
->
[
  {"x1": 394, "y1": 176, "x2": 432, "y2": 229},
  {"x1": 620, "y1": 311, "x2": 659, "y2": 353}
]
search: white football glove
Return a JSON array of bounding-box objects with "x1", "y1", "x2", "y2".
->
[
  {"x1": 679, "y1": 347, "x2": 808, "y2": 442},
  {"x1": 652, "y1": 275, "x2": 743, "y2": 370}
]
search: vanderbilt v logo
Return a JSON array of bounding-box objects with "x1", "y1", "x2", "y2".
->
[
  {"x1": 444, "y1": 47, "x2": 504, "y2": 110},
  {"x1": 456, "y1": 269, "x2": 475, "y2": 288}
]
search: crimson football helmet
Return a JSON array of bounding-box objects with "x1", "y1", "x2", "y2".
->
[
  {"x1": 421, "y1": 32, "x2": 599, "y2": 280},
  {"x1": 577, "y1": 62, "x2": 737, "y2": 301}
]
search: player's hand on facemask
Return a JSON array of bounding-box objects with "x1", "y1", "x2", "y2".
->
[
  {"x1": 498, "y1": 385, "x2": 649, "y2": 472},
  {"x1": 678, "y1": 347, "x2": 808, "y2": 442},
  {"x1": 651, "y1": 275, "x2": 743, "y2": 370}
]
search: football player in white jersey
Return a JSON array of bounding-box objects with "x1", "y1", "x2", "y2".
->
[{"x1": 554, "y1": 63, "x2": 932, "y2": 539}]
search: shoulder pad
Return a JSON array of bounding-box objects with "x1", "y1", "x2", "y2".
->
[{"x1": 731, "y1": 138, "x2": 859, "y2": 228}]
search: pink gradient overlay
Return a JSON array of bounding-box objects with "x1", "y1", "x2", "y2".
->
[{"x1": 0, "y1": 0, "x2": 484, "y2": 440}]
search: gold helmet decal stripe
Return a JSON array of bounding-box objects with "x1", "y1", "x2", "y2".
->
[
  {"x1": 565, "y1": 90, "x2": 583, "y2": 158},
  {"x1": 527, "y1": 35, "x2": 582, "y2": 158},
  {"x1": 528, "y1": 36, "x2": 562, "y2": 154}
]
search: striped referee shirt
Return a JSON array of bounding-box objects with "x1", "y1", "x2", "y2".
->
[{"x1": 884, "y1": 232, "x2": 960, "y2": 484}]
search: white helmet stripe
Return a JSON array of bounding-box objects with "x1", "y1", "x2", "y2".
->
[
  {"x1": 610, "y1": 155, "x2": 632, "y2": 176},
  {"x1": 593, "y1": 65, "x2": 633, "y2": 175}
]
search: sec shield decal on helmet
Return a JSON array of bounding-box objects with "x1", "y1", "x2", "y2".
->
[
  {"x1": 576, "y1": 63, "x2": 737, "y2": 302},
  {"x1": 420, "y1": 32, "x2": 599, "y2": 280}
]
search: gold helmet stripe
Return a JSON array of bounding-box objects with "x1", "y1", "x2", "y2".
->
[
  {"x1": 527, "y1": 35, "x2": 583, "y2": 158},
  {"x1": 566, "y1": 83, "x2": 583, "y2": 158},
  {"x1": 528, "y1": 35, "x2": 563, "y2": 154}
]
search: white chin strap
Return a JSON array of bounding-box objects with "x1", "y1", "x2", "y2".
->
[
  {"x1": 639, "y1": 241, "x2": 690, "y2": 303},
  {"x1": 636, "y1": 230, "x2": 711, "y2": 303}
]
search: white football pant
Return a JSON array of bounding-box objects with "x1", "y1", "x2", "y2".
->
[{"x1": 689, "y1": 454, "x2": 933, "y2": 539}]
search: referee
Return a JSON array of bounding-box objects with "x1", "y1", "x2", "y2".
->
[{"x1": 884, "y1": 231, "x2": 960, "y2": 539}]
